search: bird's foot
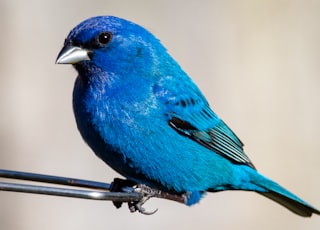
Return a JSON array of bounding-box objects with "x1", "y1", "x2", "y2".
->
[
  {"x1": 128, "y1": 184, "x2": 158, "y2": 215},
  {"x1": 110, "y1": 178, "x2": 158, "y2": 214}
]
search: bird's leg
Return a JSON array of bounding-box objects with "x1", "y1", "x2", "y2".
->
[
  {"x1": 110, "y1": 178, "x2": 136, "y2": 208},
  {"x1": 128, "y1": 184, "x2": 159, "y2": 215},
  {"x1": 110, "y1": 179, "x2": 184, "y2": 215}
]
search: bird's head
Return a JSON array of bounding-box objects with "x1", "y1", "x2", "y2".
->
[{"x1": 56, "y1": 16, "x2": 167, "y2": 81}]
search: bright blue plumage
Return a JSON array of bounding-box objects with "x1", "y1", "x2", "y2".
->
[{"x1": 56, "y1": 16, "x2": 319, "y2": 216}]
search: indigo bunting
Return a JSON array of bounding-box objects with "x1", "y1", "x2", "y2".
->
[{"x1": 56, "y1": 16, "x2": 319, "y2": 217}]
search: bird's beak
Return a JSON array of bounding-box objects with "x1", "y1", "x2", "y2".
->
[{"x1": 56, "y1": 45, "x2": 91, "y2": 64}]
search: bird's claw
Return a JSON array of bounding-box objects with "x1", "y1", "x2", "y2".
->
[
  {"x1": 127, "y1": 184, "x2": 158, "y2": 215},
  {"x1": 110, "y1": 179, "x2": 159, "y2": 214},
  {"x1": 128, "y1": 200, "x2": 158, "y2": 215}
]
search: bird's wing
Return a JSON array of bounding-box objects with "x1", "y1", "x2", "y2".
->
[{"x1": 153, "y1": 76, "x2": 255, "y2": 168}]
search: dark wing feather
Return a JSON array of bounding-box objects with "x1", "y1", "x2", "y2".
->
[
  {"x1": 169, "y1": 116, "x2": 255, "y2": 168},
  {"x1": 154, "y1": 75, "x2": 254, "y2": 168}
]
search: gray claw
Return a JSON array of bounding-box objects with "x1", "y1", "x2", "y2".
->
[
  {"x1": 128, "y1": 201, "x2": 158, "y2": 215},
  {"x1": 128, "y1": 184, "x2": 159, "y2": 215}
]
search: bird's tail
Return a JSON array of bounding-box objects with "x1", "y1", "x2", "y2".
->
[{"x1": 252, "y1": 173, "x2": 320, "y2": 217}]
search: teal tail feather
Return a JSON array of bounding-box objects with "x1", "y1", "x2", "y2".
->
[
  {"x1": 259, "y1": 191, "x2": 319, "y2": 217},
  {"x1": 253, "y1": 174, "x2": 320, "y2": 217}
]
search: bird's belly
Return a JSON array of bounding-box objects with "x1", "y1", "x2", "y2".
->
[{"x1": 73, "y1": 91, "x2": 235, "y2": 193}]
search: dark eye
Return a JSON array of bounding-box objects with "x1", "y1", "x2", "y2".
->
[{"x1": 97, "y1": 32, "x2": 112, "y2": 45}]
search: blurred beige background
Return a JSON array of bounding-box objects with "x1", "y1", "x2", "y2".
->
[{"x1": 1, "y1": 0, "x2": 320, "y2": 229}]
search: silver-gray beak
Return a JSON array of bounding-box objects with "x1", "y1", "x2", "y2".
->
[{"x1": 56, "y1": 46, "x2": 90, "y2": 64}]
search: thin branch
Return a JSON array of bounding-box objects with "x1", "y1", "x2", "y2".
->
[
  {"x1": 0, "y1": 169, "x2": 112, "y2": 190},
  {"x1": 0, "y1": 169, "x2": 185, "y2": 208},
  {"x1": 0, "y1": 181, "x2": 141, "y2": 201}
]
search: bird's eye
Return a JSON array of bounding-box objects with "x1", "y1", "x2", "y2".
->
[{"x1": 97, "y1": 32, "x2": 112, "y2": 45}]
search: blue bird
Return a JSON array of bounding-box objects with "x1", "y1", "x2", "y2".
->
[{"x1": 56, "y1": 16, "x2": 319, "y2": 217}]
